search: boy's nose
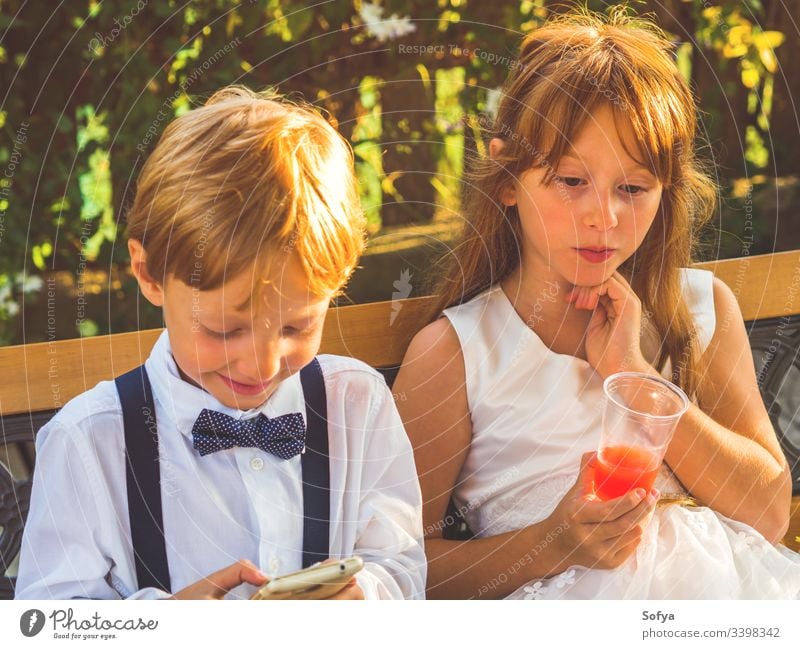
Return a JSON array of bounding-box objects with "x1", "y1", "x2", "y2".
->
[{"x1": 236, "y1": 336, "x2": 282, "y2": 384}]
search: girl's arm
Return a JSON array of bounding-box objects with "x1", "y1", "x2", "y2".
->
[
  {"x1": 661, "y1": 277, "x2": 791, "y2": 543},
  {"x1": 577, "y1": 273, "x2": 791, "y2": 544},
  {"x1": 394, "y1": 317, "x2": 656, "y2": 599}
]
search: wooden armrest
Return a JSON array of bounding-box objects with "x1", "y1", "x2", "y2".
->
[{"x1": 785, "y1": 496, "x2": 800, "y2": 551}]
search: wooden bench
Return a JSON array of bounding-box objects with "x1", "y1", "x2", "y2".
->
[{"x1": 2, "y1": 250, "x2": 799, "y2": 598}]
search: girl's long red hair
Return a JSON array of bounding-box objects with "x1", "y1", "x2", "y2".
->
[{"x1": 431, "y1": 8, "x2": 717, "y2": 396}]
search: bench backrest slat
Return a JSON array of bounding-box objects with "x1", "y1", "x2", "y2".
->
[{"x1": 1, "y1": 251, "x2": 799, "y2": 417}]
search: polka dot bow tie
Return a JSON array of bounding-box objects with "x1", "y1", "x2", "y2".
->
[{"x1": 191, "y1": 409, "x2": 306, "y2": 459}]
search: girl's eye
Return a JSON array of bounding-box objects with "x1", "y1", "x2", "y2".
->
[
  {"x1": 281, "y1": 326, "x2": 306, "y2": 337},
  {"x1": 620, "y1": 184, "x2": 646, "y2": 195},
  {"x1": 556, "y1": 176, "x2": 584, "y2": 187}
]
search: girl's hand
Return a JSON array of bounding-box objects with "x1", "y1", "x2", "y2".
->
[
  {"x1": 546, "y1": 452, "x2": 659, "y2": 571},
  {"x1": 566, "y1": 271, "x2": 655, "y2": 379},
  {"x1": 171, "y1": 559, "x2": 268, "y2": 599}
]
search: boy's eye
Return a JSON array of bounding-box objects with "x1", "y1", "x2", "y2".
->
[{"x1": 204, "y1": 327, "x2": 241, "y2": 340}]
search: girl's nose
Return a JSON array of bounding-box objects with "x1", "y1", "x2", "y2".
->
[{"x1": 582, "y1": 190, "x2": 620, "y2": 231}]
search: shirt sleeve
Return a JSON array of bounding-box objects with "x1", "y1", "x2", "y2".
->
[
  {"x1": 14, "y1": 419, "x2": 171, "y2": 600},
  {"x1": 349, "y1": 377, "x2": 427, "y2": 600}
]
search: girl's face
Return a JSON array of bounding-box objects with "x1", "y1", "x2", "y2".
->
[{"x1": 498, "y1": 103, "x2": 664, "y2": 288}]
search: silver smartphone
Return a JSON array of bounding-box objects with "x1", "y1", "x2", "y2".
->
[{"x1": 251, "y1": 556, "x2": 364, "y2": 600}]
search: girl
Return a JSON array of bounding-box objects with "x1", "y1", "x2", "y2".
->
[{"x1": 394, "y1": 9, "x2": 800, "y2": 599}]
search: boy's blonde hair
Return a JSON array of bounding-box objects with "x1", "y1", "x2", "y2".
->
[{"x1": 126, "y1": 85, "x2": 365, "y2": 297}]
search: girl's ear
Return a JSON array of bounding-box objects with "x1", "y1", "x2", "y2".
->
[
  {"x1": 489, "y1": 138, "x2": 518, "y2": 206},
  {"x1": 488, "y1": 137, "x2": 505, "y2": 160},
  {"x1": 128, "y1": 239, "x2": 165, "y2": 307},
  {"x1": 498, "y1": 184, "x2": 517, "y2": 207}
]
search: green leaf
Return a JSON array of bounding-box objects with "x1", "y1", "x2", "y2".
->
[
  {"x1": 285, "y1": 5, "x2": 314, "y2": 40},
  {"x1": 757, "y1": 49, "x2": 777, "y2": 74},
  {"x1": 77, "y1": 318, "x2": 99, "y2": 338},
  {"x1": 78, "y1": 149, "x2": 112, "y2": 221},
  {"x1": 82, "y1": 226, "x2": 109, "y2": 261},
  {"x1": 49, "y1": 196, "x2": 70, "y2": 212},
  {"x1": 675, "y1": 42, "x2": 693, "y2": 86},
  {"x1": 76, "y1": 105, "x2": 109, "y2": 152},
  {"x1": 745, "y1": 125, "x2": 768, "y2": 168},
  {"x1": 31, "y1": 244, "x2": 52, "y2": 270},
  {"x1": 741, "y1": 65, "x2": 759, "y2": 89}
]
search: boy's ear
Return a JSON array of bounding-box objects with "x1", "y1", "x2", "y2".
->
[
  {"x1": 128, "y1": 239, "x2": 165, "y2": 307},
  {"x1": 488, "y1": 138, "x2": 517, "y2": 207}
]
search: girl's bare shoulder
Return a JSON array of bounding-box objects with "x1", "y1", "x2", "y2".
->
[{"x1": 395, "y1": 316, "x2": 467, "y2": 406}]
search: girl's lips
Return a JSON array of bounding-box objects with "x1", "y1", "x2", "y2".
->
[
  {"x1": 575, "y1": 248, "x2": 616, "y2": 263},
  {"x1": 217, "y1": 373, "x2": 271, "y2": 396}
]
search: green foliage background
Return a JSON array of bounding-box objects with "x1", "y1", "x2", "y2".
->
[{"x1": 0, "y1": 0, "x2": 797, "y2": 345}]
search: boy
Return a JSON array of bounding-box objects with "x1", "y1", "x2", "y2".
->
[{"x1": 15, "y1": 86, "x2": 426, "y2": 600}]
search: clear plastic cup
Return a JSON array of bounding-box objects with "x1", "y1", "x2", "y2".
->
[{"x1": 593, "y1": 372, "x2": 690, "y2": 501}]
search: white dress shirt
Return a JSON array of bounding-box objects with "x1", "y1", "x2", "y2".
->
[{"x1": 15, "y1": 331, "x2": 426, "y2": 600}]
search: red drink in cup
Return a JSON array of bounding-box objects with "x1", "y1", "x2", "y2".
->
[
  {"x1": 593, "y1": 445, "x2": 659, "y2": 500},
  {"x1": 593, "y1": 372, "x2": 689, "y2": 501}
]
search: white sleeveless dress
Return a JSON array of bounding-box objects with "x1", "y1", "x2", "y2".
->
[{"x1": 443, "y1": 268, "x2": 800, "y2": 599}]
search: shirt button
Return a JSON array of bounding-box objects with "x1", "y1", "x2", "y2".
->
[
  {"x1": 250, "y1": 457, "x2": 264, "y2": 471},
  {"x1": 269, "y1": 557, "x2": 281, "y2": 574}
]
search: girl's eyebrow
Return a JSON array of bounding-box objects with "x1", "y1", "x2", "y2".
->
[{"x1": 561, "y1": 152, "x2": 653, "y2": 174}]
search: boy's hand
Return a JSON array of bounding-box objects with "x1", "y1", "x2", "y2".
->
[
  {"x1": 171, "y1": 559, "x2": 268, "y2": 600},
  {"x1": 322, "y1": 577, "x2": 365, "y2": 600},
  {"x1": 305, "y1": 559, "x2": 365, "y2": 600}
]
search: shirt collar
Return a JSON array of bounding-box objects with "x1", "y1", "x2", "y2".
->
[{"x1": 144, "y1": 330, "x2": 306, "y2": 440}]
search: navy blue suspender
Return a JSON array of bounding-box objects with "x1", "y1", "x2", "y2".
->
[
  {"x1": 114, "y1": 358, "x2": 330, "y2": 592},
  {"x1": 116, "y1": 365, "x2": 171, "y2": 592},
  {"x1": 297, "y1": 358, "x2": 330, "y2": 569}
]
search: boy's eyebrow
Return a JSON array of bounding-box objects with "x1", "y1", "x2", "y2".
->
[
  {"x1": 233, "y1": 296, "x2": 252, "y2": 312},
  {"x1": 231, "y1": 297, "x2": 322, "y2": 324}
]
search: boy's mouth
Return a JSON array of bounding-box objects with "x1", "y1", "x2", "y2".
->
[
  {"x1": 217, "y1": 373, "x2": 272, "y2": 396},
  {"x1": 574, "y1": 247, "x2": 616, "y2": 263}
]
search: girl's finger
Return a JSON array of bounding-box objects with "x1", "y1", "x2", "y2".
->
[
  {"x1": 611, "y1": 271, "x2": 635, "y2": 293},
  {"x1": 575, "y1": 287, "x2": 587, "y2": 309},
  {"x1": 597, "y1": 294, "x2": 616, "y2": 321},
  {"x1": 578, "y1": 286, "x2": 596, "y2": 310},
  {"x1": 573, "y1": 487, "x2": 648, "y2": 524},
  {"x1": 600, "y1": 275, "x2": 638, "y2": 318},
  {"x1": 565, "y1": 286, "x2": 578, "y2": 303}
]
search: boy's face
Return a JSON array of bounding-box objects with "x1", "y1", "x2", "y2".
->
[{"x1": 131, "y1": 242, "x2": 332, "y2": 410}]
